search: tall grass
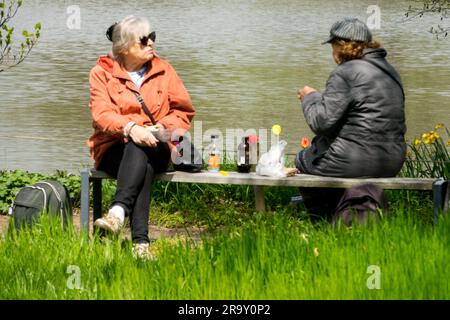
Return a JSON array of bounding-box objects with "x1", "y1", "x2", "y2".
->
[
  {"x1": 1, "y1": 210, "x2": 448, "y2": 299},
  {"x1": 1, "y1": 127, "x2": 448, "y2": 300}
]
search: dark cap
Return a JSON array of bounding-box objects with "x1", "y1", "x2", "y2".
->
[{"x1": 322, "y1": 17, "x2": 372, "y2": 44}]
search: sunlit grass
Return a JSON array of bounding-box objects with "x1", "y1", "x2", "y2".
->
[{"x1": 1, "y1": 207, "x2": 448, "y2": 300}]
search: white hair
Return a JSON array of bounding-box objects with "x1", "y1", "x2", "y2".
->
[{"x1": 112, "y1": 15, "x2": 152, "y2": 64}]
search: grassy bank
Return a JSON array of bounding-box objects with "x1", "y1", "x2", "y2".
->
[
  {"x1": 1, "y1": 209, "x2": 448, "y2": 299},
  {"x1": 0, "y1": 126, "x2": 447, "y2": 300}
]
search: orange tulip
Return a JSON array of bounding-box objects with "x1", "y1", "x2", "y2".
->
[{"x1": 301, "y1": 137, "x2": 310, "y2": 149}]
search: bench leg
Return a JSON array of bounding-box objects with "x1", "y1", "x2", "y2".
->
[
  {"x1": 254, "y1": 186, "x2": 265, "y2": 212},
  {"x1": 433, "y1": 179, "x2": 449, "y2": 224},
  {"x1": 80, "y1": 169, "x2": 90, "y2": 232},
  {"x1": 92, "y1": 178, "x2": 103, "y2": 222}
]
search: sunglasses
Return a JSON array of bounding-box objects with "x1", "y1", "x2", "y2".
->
[{"x1": 140, "y1": 32, "x2": 156, "y2": 46}]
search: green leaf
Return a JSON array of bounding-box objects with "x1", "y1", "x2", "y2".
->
[{"x1": 35, "y1": 22, "x2": 41, "y2": 30}]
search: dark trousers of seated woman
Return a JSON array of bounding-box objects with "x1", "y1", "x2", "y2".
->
[
  {"x1": 299, "y1": 187, "x2": 345, "y2": 223},
  {"x1": 98, "y1": 141, "x2": 171, "y2": 244}
]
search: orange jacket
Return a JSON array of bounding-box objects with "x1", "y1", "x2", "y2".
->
[{"x1": 87, "y1": 55, "x2": 195, "y2": 168}]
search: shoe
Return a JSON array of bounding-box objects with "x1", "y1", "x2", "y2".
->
[
  {"x1": 94, "y1": 214, "x2": 123, "y2": 234},
  {"x1": 132, "y1": 243, "x2": 156, "y2": 261}
]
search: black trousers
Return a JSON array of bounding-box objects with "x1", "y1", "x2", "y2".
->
[
  {"x1": 98, "y1": 141, "x2": 171, "y2": 244},
  {"x1": 299, "y1": 187, "x2": 345, "y2": 223}
]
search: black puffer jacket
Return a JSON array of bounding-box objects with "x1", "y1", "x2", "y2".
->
[{"x1": 296, "y1": 48, "x2": 406, "y2": 178}]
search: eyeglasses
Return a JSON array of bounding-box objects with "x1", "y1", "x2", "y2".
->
[{"x1": 140, "y1": 32, "x2": 156, "y2": 46}]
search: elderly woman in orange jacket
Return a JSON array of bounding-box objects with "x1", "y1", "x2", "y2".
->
[{"x1": 88, "y1": 15, "x2": 195, "y2": 259}]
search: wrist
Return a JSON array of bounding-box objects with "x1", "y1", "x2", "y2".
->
[{"x1": 124, "y1": 121, "x2": 137, "y2": 138}]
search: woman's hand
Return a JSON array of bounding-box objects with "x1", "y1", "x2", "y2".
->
[
  {"x1": 297, "y1": 86, "x2": 317, "y2": 101},
  {"x1": 129, "y1": 125, "x2": 159, "y2": 147}
]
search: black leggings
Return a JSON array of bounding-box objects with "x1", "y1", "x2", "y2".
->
[{"x1": 98, "y1": 141, "x2": 170, "y2": 244}]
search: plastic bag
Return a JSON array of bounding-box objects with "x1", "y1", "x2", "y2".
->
[{"x1": 256, "y1": 140, "x2": 287, "y2": 178}]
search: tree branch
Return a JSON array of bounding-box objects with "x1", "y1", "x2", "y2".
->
[
  {"x1": 0, "y1": 1, "x2": 40, "y2": 72},
  {"x1": 0, "y1": 0, "x2": 22, "y2": 29},
  {"x1": 404, "y1": 0, "x2": 450, "y2": 38}
]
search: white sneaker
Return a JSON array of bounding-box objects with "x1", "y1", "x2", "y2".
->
[
  {"x1": 132, "y1": 243, "x2": 156, "y2": 261},
  {"x1": 108, "y1": 205, "x2": 125, "y2": 223},
  {"x1": 94, "y1": 214, "x2": 123, "y2": 234}
]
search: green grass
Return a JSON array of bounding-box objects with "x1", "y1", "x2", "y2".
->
[
  {"x1": 1, "y1": 206, "x2": 449, "y2": 299},
  {"x1": 0, "y1": 162, "x2": 448, "y2": 300}
]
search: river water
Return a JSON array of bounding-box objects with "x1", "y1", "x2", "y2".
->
[{"x1": 1, "y1": 0, "x2": 449, "y2": 173}]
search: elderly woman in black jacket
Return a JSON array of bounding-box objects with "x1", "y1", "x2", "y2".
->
[{"x1": 296, "y1": 17, "x2": 406, "y2": 219}]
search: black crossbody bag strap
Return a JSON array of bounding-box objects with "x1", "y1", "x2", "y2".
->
[{"x1": 133, "y1": 92, "x2": 157, "y2": 125}]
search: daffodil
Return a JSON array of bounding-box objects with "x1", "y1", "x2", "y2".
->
[
  {"x1": 435, "y1": 123, "x2": 443, "y2": 130},
  {"x1": 414, "y1": 139, "x2": 421, "y2": 145},
  {"x1": 422, "y1": 133, "x2": 429, "y2": 139}
]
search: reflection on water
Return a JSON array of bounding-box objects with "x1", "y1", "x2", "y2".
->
[{"x1": 0, "y1": 0, "x2": 449, "y2": 173}]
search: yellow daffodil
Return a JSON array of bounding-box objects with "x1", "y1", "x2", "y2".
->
[
  {"x1": 414, "y1": 139, "x2": 421, "y2": 145},
  {"x1": 435, "y1": 123, "x2": 443, "y2": 130},
  {"x1": 424, "y1": 138, "x2": 431, "y2": 144},
  {"x1": 422, "y1": 133, "x2": 429, "y2": 139}
]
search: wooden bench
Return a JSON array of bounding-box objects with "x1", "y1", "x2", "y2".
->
[{"x1": 80, "y1": 168, "x2": 449, "y2": 232}]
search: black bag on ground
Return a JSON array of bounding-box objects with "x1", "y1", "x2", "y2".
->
[
  {"x1": 332, "y1": 183, "x2": 388, "y2": 227},
  {"x1": 172, "y1": 136, "x2": 203, "y2": 173},
  {"x1": 9, "y1": 180, "x2": 73, "y2": 231}
]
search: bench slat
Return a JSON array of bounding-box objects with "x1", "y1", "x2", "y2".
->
[
  {"x1": 90, "y1": 170, "x2": 435, "y2": 190},
  {"x1": 81, "y1": 169, "x2": 447, "y2": 233}
]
